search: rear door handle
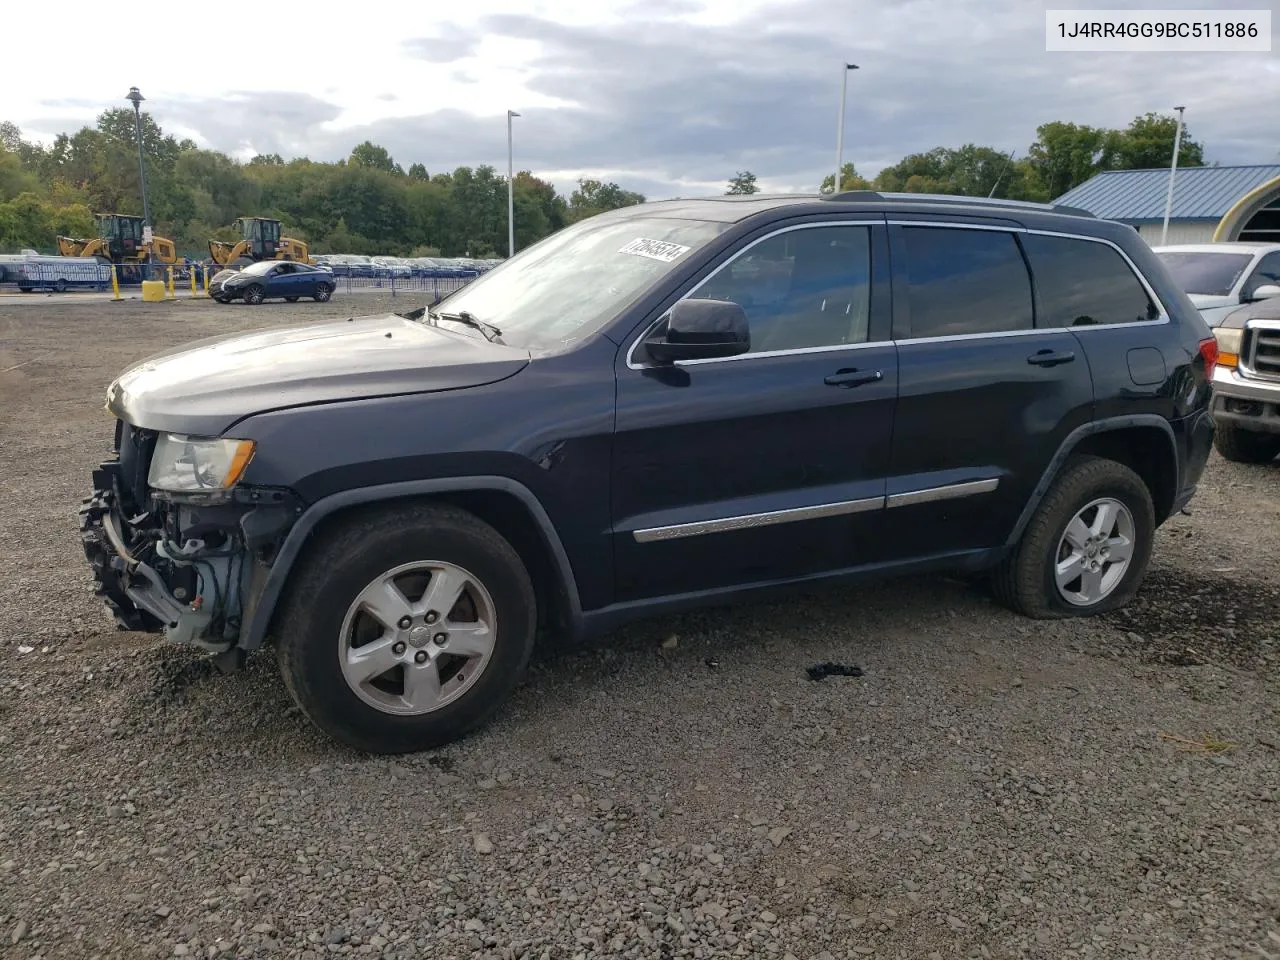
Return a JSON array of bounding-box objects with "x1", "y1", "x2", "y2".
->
[
  {"x1": 824, "y1": 368, "x2": 884, "y2": 388},
  {"x1": 1027, "y1": 349, "x2": 1075, "y2": 367}
]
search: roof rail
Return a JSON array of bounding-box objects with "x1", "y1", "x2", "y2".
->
[{"x1": 822, "y1": 190, "x2": 1096, "y2": 219}]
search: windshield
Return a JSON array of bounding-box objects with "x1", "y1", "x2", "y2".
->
[
  {"x1": 1156, "y1": 251, "x2": 1254, "y2": 296},
  {"x1": 431, "y1": 215, "x2": 732, "y2": 350},
  {"x1": 240, "y1": 260, "x2": 275, "y2": 276}
]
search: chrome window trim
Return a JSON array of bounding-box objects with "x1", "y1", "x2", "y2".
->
[
  {"x1": 625, "y1": 219, "x2": 882, "y2": 371},
  {"x1": 630, "y1": 477, "x2": 1000, "y2": 543},
  {"x1": 631, "y1": 495, "x2": 884, "y2": 543},
  {"x1": 885, "y1": 477, "x2": 999, "y2": 509},
  {"x1": 624, "y1": 219, "x2": 1172, "y2": 371}
]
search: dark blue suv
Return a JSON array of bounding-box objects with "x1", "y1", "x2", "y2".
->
[{"x1": 80, "y1": 192, "x2": 1217, "y2": 753}]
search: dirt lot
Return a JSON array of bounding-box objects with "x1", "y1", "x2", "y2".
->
[{"x1": 1, "y1": 296, "x2": 1278, "y2": 960}]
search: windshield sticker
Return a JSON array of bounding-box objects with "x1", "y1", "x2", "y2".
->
[{"x1": 618, "y1": 238, "x2": 692, "y2": 263}]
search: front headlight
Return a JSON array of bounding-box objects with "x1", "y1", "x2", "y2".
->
[
  {"x1": 1213, "y1": 327, "x2": 1243, "y2": 369},
  {"x1": 148, "y1": 434, "x2": 256, "y2": 492}
]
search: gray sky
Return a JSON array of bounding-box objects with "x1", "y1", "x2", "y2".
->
[{"x1": 6, "y1": 0, "x2": 1279, "y2": 199}]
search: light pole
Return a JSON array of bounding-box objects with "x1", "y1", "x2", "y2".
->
[
  {"x1": 507, "y1": 110, "x2": 520, "y2": 259},
  {"x1": 833, "y1": 63, "x2": 859, "y2": 194},
  {"x1": 1160, "y1": 105, "x2": 1186, "y2": 246},
  {"x1": 126, "y1": 87, "x2": 152, "y2": 259}
]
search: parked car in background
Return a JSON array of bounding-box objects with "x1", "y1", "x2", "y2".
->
[
  {"x1": 80, "y1": 191, "x2": 1215, "y2": 754},
  {"x1": 1152, "y1": 242, "x2": 1280, "y2": 326},
  {"x1": 210, "y1": 260, "x2": 335, "y2": 304},
  {"x1": 1206, "y1": 294, "x2": 1280, "y2": 463}
]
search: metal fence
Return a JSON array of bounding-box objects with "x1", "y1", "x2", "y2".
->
[{"x1": 0, "y1": 260, "x2": 481, "y2": 303}]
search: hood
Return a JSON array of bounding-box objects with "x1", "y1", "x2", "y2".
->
[
  {"x1": 1187, "y1": 293, "x2": 1238, "y2": 310},
  {"x1": 107, "y1": 312, "x2": 530, "y2": 436},
  {"x1": 1217, "y1": 295, "x2": 1280, "y2": 331}
]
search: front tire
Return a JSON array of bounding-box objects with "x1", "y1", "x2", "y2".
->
[
  {"x1": 1213, "y1": 424, "x2": 1280, "y2": 464},
  {"x1": 992, "y1": 455, "x2": 1154, "y2": 619},
  {"x1": 274, "y1": 503, "x2": 537, "y2": 753},
  {"x1": 242, "y1": 284, "x2": 265, "y2": 305}
]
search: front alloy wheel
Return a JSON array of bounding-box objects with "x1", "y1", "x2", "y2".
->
[
  {"x1": 243, "y1": 284, "x2": 265, "y2": 304},
  {"x1": 274, "y1": 503, "x2": 536, "y2": 753},
  {"x1": 339, "y1": 560, "x2": 497, "y2": 716}
]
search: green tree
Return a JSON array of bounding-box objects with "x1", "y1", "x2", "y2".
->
[
  {"x1": 726, "y1": 170, "x2": 759, "y2": 195},
  {"x1": 1106, "y1": 112, "x2": 1205, "y2": 171},
  {"x1": 1024, "y1": 121, "x2": 1112, "y2": 199},
  {"x1": 408, "y1": 163, "x2": 429, "y2": 180},
  {"x1": 349, "y1": 141, "x2": 403, "y2": 175},
  {"x1": 567, "y1": 178, "x2": 644, "y2": 222},
  {"x1": 820, "y1": 162, "x2": 872, "y2": 194}
]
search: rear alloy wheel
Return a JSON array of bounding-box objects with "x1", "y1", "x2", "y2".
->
[
  {"x1": 274, "y1": 503, "x2": 536, "y2": 753},
  {"x1": 242, "y1": 284, "x2": 265, "y2": 305},
  {"x1": 1213, "y1": 424, "x2": 1280, "y2": 464},
  {"x1": 992, "y1": 455, "x2": 1154, "y2": 619},
  {"x1": 313, "y1": 283, "x2": 332, "y2": 302}
]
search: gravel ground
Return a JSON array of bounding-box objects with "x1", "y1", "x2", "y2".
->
[{"x1": 1, "y1": 296, "x2": 1278, "y2": 960}]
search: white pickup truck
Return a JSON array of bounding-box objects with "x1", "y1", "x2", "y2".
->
[{"x1": 1153, "y1": 243, "x2": 1280, "y2": 463}]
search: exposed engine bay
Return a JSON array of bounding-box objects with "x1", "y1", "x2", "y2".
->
[{"x1": 79, "y1": 419, "x2": 300, "y2": 658}]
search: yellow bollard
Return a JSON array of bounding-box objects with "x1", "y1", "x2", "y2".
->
[
  {"x1": 190, "y1": 266, "x2": 197, "y2": 298},
  {"x1": 167, "y1": 265, "x2": 175, "y2": 299},
  {"x1": 110, "y1": 265, "x2": 121, "y2": 301},
  {"x1": 203, "y1": 266, "x2": 211, "y2": 296}
]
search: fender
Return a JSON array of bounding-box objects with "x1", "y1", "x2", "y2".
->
[
  {"x1": 238, "y1": 475, "x2": 584, "y2": 651},
  {"x1": 1003, "y1": 414, "x2": 1179, "y2": 549}
]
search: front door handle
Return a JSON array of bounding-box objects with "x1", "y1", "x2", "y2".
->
[
  {"x1": 1027, "y1": 348, "x2": 1076, "y2": 367},
  {"x1": 824, "y1": 368, "x2": 884, "y2": 388}
]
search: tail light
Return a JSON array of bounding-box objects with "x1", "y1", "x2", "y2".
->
[{"x1": 1198, "y1": 336, "x2": 1219, "y2": 374}]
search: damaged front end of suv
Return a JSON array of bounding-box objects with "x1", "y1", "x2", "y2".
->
[{"x1": 80, "y1": 418, "x2": 300, "y2": 665}]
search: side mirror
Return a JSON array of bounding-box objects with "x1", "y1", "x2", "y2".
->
[
  {"x1": 1246, "y1": 284, "x2": 1280, "y2": 303},
  {"x1": 645, "y1": 298, "x2": 750, "y2": 364}
]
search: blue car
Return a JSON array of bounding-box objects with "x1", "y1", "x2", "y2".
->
[{"x1": 209, "y1": 260, "x2": 336, "y2": 304}]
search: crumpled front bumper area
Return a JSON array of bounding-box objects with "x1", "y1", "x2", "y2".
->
[{"x1": 79, "y1": 463, "x2": 200, "y2": 639}]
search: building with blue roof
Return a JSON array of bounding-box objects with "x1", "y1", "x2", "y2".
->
[{"x1": 1053, "y1": 164, "x2": 1280, "y2": 245}]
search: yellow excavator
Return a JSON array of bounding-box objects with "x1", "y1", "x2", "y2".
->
[
  {"x1": 208, "y1": 217, "x2": 312, "y2": 266},
  {"x1": 57, "y1": 213, "x2": 178, "y2": 265}
]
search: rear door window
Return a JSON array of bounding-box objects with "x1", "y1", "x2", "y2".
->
[
  {"x1": 1021, "y1": 233, "x2": 1160, "y2": 327},
  {"x1": 899, "y1": 227, "x2": 1033, "y2": 338}
]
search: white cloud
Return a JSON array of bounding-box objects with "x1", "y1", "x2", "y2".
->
[{"x1": 2, "y1": 0, "x2": 1276, "y2": 198}]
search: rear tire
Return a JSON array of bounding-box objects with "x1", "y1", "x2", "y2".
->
[
  {"x1": 274, "y1": 503, "x2": 537, "y2": 754},
  {"x1": 314, "y1": 283, "x2": 332, "y2": 302},
  {"x1": 1213, "y1": 424, "x2": 1280, "y2": 464},
  {"x1": 991, "y1": 455, "x2": 1154, "y2": 619}
]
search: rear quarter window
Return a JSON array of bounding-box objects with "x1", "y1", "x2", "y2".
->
[{"x1": 1021, "y1": 234, "x2": 1160, "y2": 327}]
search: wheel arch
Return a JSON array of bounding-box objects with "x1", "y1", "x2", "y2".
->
[
  {"x1": 1005, "y1": 416, "x2": 1179, "y2": 549},
  {"x1": 240, "y1": 476, "x2": 584, "y2": 652}
]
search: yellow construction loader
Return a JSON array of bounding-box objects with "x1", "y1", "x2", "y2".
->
[
  {"x1": 57, "y1": 214, "x2": 178, "y2": 265},
  {"x1": 208, "y1": 217, "x2": 312, "y2": 266}
]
